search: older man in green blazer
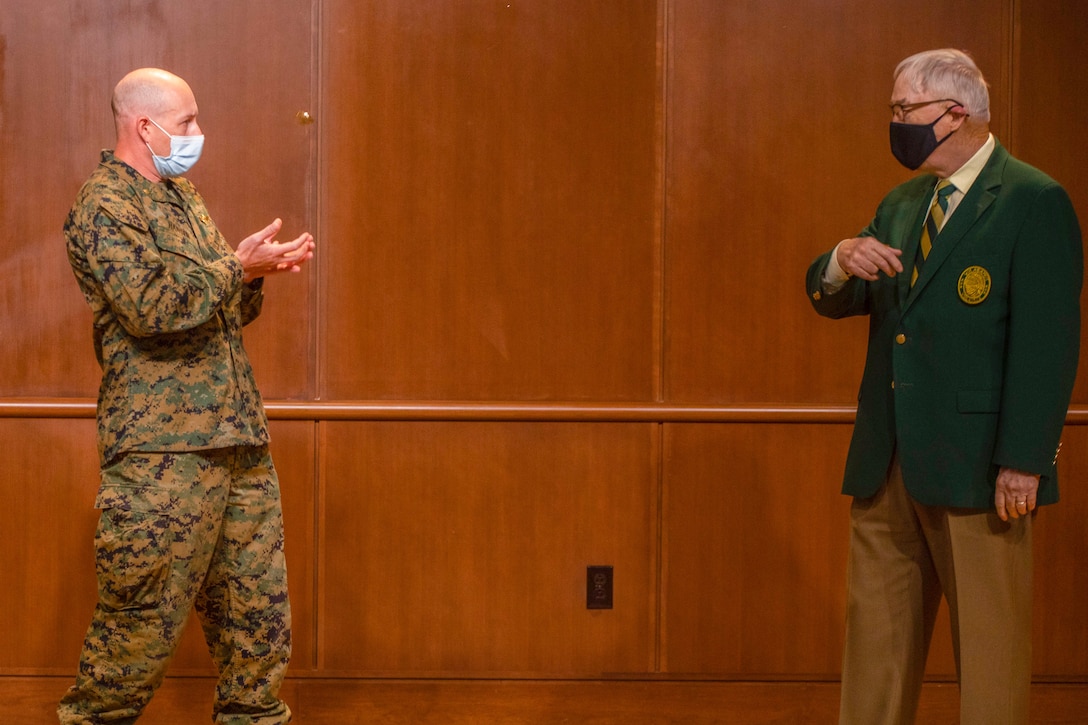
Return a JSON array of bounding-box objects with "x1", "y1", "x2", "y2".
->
[{"x1": 806, "y1": 49, "x2": 1081, "y2": 725}]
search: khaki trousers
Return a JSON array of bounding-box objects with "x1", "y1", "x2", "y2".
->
[{"x1": 839, "y1": 461, "x2": 1033, "y2": 725}]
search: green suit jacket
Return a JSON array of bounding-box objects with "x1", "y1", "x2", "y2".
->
[{"x1": 806, "y1": 140, "x2": 1082, "y2": 508}]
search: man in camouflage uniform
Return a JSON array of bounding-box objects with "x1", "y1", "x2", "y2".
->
[{"x1": 58, "y1": 68, "x2": 314, "y2": 725}]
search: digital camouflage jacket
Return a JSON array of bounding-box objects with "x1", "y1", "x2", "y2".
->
[{"x1": 65, "y1": 151, "x2": 270, "y2": 466}]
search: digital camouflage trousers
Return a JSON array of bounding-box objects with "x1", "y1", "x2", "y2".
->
[{"x1": 58, "y1": 446, "x2": 292, "y2": 724}]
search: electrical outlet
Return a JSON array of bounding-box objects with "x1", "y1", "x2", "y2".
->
[{"x1": 586, "y1": 565, "x2": 613, "y2": 609}]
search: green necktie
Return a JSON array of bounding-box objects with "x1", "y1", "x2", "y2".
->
[{"x1": 911, "y1": 179, "x2": 956, "y2": 287}]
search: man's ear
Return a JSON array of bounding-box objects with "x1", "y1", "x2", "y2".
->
[
  {"x1": 135, "y1": 116, "x2": 153, "y2": 144},
  {"x1": 947, "y1": 104, "x2": 970, "y2": 127}
]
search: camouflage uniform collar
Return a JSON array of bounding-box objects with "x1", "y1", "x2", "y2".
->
[{"x1": 98, "y1": 149, "x2": 190, "y2": 204}]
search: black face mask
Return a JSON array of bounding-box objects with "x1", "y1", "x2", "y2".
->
[{"x1": 889, "y1": 107, "x2": 956, "y2": 170}]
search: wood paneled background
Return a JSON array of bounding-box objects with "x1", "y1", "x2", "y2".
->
[{"x1": 1, "y1": 0, "x2": 1085, "y2": 722}]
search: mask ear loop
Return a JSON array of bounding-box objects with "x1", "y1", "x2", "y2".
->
[
  {"x1": 933, "y1": 102, "x2": 968, "y2": 146},
  {"x1": 142, "y1": 117, "x2": 172, "y2": 161},
  {"x1": 146, "y1": 117, "x2": 175, "y2": 139},
  {"x1": 945, "y1": 102, "x2": 969, "y2": 122}
]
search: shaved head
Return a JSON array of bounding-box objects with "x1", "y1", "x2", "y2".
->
[
  {"x1": 110, "y1": 68, "x2": 201, "y2": 180},
  {"x1": 111, "y1": 68, "x2": 193, "y2": 127}
]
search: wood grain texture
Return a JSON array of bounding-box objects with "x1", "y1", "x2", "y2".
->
[
  {"x1": 320, "y1": 0, "x2": 660, "y2": 401},
  {"x1": 0, "y1": 421, "x2": 316, "y2": 676},
  {"x1": 0, "y1": 420, "x2": 99, "y2": 672},
  {"x1": 662, "y1": 423, "x2": 859, "y2": 675},
  {"x1": 1014, "y1": 0, "x2": 1088, "y2": 404},
  {"x1": 1, "y1": 0, "x2": 1086, "y2": 714},
  {"x1": 662, "y1": 0, "x2": 1013, "y2": 404},
  {"x1": 4, "y1": 677, "x2": 1088, "y2": 724},
  {"x1": 0, "y1": 0, "x2": 315, "y2": 400},
  {"x1": 1033, "y1": 425, "x2": 1088, "y2": 676},
  {"x1": 318, "y1": 421, "x2": 659, "y2": 675}
]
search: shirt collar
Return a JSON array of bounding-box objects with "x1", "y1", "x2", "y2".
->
[{"x1": 944, "y1": 133, "x2": 995, "y2": 195}]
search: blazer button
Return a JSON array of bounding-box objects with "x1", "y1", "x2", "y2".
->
[{"x1": 895, "y1": 333, "x2": 907, "y2": 344}]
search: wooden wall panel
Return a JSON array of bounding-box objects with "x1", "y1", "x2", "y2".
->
[
  {"x1": 0, "y1": 0, "x2": 315, "y2": 400},
  {"x1": 0, "y1": 5, "x2": 103, "y2": 397},
  {"x1": 8, "y1": 676, "x2": 1088, "y2": 724},
  {"x1": 0, "y1": 419, "x2": 99, "y2": 672},
  {"x1": 1033, "y1": 424, "x2": 1088, "y2": 676},
  {"x1": 320, "y1": 0, "x2": 660, "y2": 401},
  {"x1": 318, "y1": 421, "x2": 658, "y2": 674},
  {"x1": 2, "y1": 3, "x2": 1087, "y2": 722},
  {"x1": 663, "y1": 423, "x2": 862, "y2": 675},
  {"x1": 0, "y1": 420, "x2": 316, "y2": 676},
  {"x1": 664, "y1": 419, "x2": 1088, "y2": 679},
  {"x1": 984, "y1": 0, "x2": 1088, "y2": 640},
  {"x1": 173, "y1": 2, "x2": 317, "y2": 400},
  {"x1": 663, "y1": 0, "x2": 1012, "y2": 404},
  {"x1": 1014, "y1": 0, "x2": 1088, "y2": 404}
]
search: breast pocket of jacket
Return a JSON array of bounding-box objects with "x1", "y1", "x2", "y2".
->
[
  {"x1": 149, "y1": 205, "x2": 205, "y2": 265},
  {"x1": 948, "y1": 251, "x2": 1009, "y2": 310}
]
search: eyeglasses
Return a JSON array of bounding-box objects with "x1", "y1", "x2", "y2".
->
[{"x1": 888, "y1": 98, "x2": 961, "y2": 120}]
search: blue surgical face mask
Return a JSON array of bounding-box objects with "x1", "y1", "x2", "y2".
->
[{"x1": 146, "y1": 118, "x2": 204, "y2": 178}]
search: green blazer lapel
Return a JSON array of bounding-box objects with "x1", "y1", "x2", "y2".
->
[
  {"x1": 898, "y1": 192, "x2": 932, "y2": 306},
  {"x1": 903, "y1": 143, "x2": 1008, "y2": 310}
]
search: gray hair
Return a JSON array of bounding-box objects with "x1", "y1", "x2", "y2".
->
[{"x1": 894, "y1": 49, "x2": 990, "y2": 123}]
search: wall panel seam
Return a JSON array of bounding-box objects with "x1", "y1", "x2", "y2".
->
[{"x1": 4, "y1": 399, "x2": 1087, "y2": 425}]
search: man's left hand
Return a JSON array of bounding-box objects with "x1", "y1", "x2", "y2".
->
[
  {"x1": 236, "y1": 218, "x2": 316, "y2": 283},
  {"x1": 994, "y1": 467, "x2": 1040, "y2": 521}
]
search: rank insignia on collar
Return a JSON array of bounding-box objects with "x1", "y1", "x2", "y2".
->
[{"x1": 958, "y1": 265, "x2": 991, "y2": 305}]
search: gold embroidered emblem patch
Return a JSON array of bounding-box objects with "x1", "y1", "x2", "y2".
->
[{"x1": 957, "y1": 265, "x2": 991, "y2": 305}]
